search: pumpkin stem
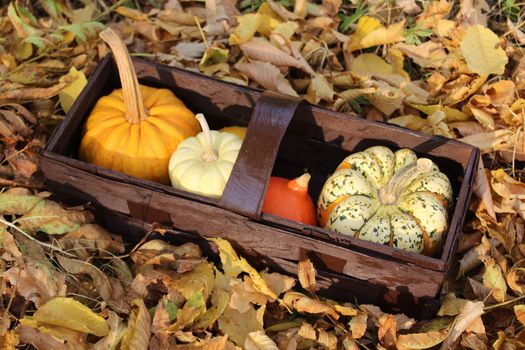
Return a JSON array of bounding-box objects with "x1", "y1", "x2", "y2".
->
[
  {"x1": 99, "y1": 28, "x2": 148, "y2": 124},
  {"x1": 379, "y1": 158, "x2": 433, "y2": 205},
  {"x1": 195, "y1": 113, "x2": 218, "y2": 162},
  {"x1": 289, "y1": 173, "x2": 310, "y2": 193}
]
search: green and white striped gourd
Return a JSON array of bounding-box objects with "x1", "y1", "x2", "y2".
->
[{"x1": 318, "y1": 146, "x2": 452, "y2": 255}]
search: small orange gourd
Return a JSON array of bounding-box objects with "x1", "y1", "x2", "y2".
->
[
  {"x1": 79, "y1": 29, "x2": 200, "y2": 184},
  {"x1": 262, "y1": 173, "x2": 317, "y2": 226}
]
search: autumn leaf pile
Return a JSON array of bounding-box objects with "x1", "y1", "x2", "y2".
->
[{"x1": 1, "y1": 0, "x2": 525, "y2": 349}]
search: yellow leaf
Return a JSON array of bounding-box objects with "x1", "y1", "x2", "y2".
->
[
  {"x1": 411, "y1": 104, "x2": 470, "y2": 122},
  {"x1": 438, "y1": 293, "x2": 468, "y2": 316},
  {"x1": 388, "y1": 115, "x2": 427, "y2": 131},
  {"x1": 0, "y1": 330, "x2": 19, "y2": 350},
  {"x1": 116, "y1": 6, "x2": 148, "y2": 21},
  {"x1": 396, "y1": 327, "x2": 450, "y2": 349},
  {"x1": 378, "y1": 314, "x2": 397, "y2": 348},
  {"x1": 297, "y1": 258, "x2": 316, "y2": 292},
  {"x1": 460, "y1": 25, "x2": 508, "y2": 76},
  {"x1": 514, "y1": 305, "x2": 525, "y2": 327},
  {"x1": 258, "y1": 14, "x2": 281, "y2": 36},
  {"x1": 121, "y1": 299, "x2": 151, "y2": 350},
  {"x1": 244, "y1": 330, "x2": 279, "y2": 350},
  {"x1": 349, "y1": 312, "x2": 368, "y2": 339},
  {"x1": 360, "y1": 20, "x2": 406, "y2": 49},
  {"x1": 307, "y1": 74, "x2": 336, "y2": 103},
  {"x1": 33, "y1": 297, "x2": 109, "y2": 336},
  {"x1": 218, "y1": 304, "x2": 265, "y2": 346},
  {"x1": 317, "y1": 329, "x2": 337, "y2": 350},
  {"x1": 210, "y1": 238, "x2": 278, "y2": 300},
  {"x1": 283, "y1": 291, "x2": 339, "y2": 319},
  {"x1": 350, "y1": 53, "x2": 393, "y2": 77},
  {"x1": 346, "y1": 16, "x2": 382, "y2": 52},
  {"x1": 230, "y1": 13, "x2": 263, "y2": 45},
  {"x1": 298, "y1": 323, "x2": 316, "y2": 340},
  {"x1": 59, "y1": 67, "x2": 87, "y2": 113}
]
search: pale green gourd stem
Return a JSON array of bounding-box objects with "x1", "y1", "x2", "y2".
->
[
  {"x1": 99, "y1": 28, "x2": 148, "y2": 124},
  {"x1": 195, "y1": 113, "x2": 218, "y2": 162},
  {"x1": 379, "y1": 158, "x2": 433, "y2": 205}
]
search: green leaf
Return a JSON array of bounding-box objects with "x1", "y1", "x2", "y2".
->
[
  {"x1": 338, "y1": 5, "x2": 368, "y2": 33},
  {"x1": 7, "y1": 2, "x2": 37, "y2": 38},
  {"x1": 23, "y1": 35, "x2": 48, "y2": 49},
  {"x1": 460, "y1": 24, "x2": 508, "y2": 76},
  {"x1": 39, "y1": 0, "x2": 62, "y2": 18},
  {"x1": 60, "y1": 21, "x2": 106, "y2": 43}
]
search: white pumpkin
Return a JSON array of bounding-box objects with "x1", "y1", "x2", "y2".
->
[
  {"x1": 168, "y1": 113, "x2": 242, "y2": 198},
  {"x1": 318, "y1": 146, "x2": 452, "y2": 255}
]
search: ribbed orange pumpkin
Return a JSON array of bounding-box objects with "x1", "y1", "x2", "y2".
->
[
  {"x1": 262, "y1": 173, "x2": 317, "y2": 225},
  {"x1": 79, "y1": 29, "x2": 200, "y2": 184}
]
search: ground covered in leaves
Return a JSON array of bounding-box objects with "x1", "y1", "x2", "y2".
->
[{"x1": 1, "y1": 0, "x2": 525, "y2": 349}]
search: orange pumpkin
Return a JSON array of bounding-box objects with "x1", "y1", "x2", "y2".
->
[{"x1": 262, "y1": 173, "x2": 317, "y2": 226}]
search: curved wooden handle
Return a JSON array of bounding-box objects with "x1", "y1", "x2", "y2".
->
[{"x1": 218, "y1": 91, "x2": 303, "y2": 219}]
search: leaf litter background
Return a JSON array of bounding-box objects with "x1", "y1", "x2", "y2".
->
[{"x1": 1, "y1": 0, "x2": 525, "y2": 349}]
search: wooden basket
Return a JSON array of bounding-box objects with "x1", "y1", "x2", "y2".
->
[{"x1": 41, "y1": 54, "x2": 479, "y2": 317}]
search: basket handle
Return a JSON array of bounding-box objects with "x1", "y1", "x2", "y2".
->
[{"x1": 218, "y1": 91, "x2": 303, "y2": 219}]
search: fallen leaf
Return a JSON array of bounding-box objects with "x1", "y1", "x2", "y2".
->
[
  {"x1": 397, "y1": 326, "x2": 451, "y2": 350},
  {"x1": 346, "y1": 16, "x2": 382, "y2": 52},
  {"x1": 33, "y1": 297, "x2": 109, "y2": 336},
  {"x1": 394, "y1": 41, "x2": 447, "y2": 68},
  {"x1": 473, "y1": 158, "x2": 496, "y2": 220},
  {"x1": 229, "y1": 13, "x2": 263, "y2": 45},
  {"x1": 210, "y1": 238, "x2": 278, "y2": 300},
  {"x1": 121, "y1": 299, "x2": 151, "y2": 350},
  {"x1": 58, "y1": 223, "x2": 125, "y2": 258},
  {"x1": 18, "y1": 199, "x2": 93, "y2": 235},
  {"x1": 91, "y1": 311, "x2": 127, "y2": 350},
  {"x1": 56, "y1": 255, "x2": 128, "y2": 312},
  {"x1": 282, "y1": 291, "x2": 338, "y2": 319},
  {"x1": 460, "y1": 25, "x2": 508, "y2": 76},
  {"x1": 396, "y1": 0, "x2": 421, "y2": 14},
  {"x1": 378, "y1": 314, "x2": 397, "y2": 348},
  {"x1": 15, "y1": 323, "x2": 67, "y2": 350},
  {"x1": 360, "y1": 20, "x2": 406, "y2": 49},
  {"x1": 482, "y1": 257, "x2": 507, "y2": 302},
  {"x1": 514, "y1": 305, "x2": 525, "y2": 327},
  {"x1": 298, "y1": 323, "x2": 316, "y2": 340},
  {"x1": 218, "y1": 304, "x2": 265, "y2": 346},
  {"x1": 349, "y1": 312, "x2": 368, "y2": 339},
  {"x1": 307, "y1": 74, "x2": 336, "y2": 103},
  {"x1": 239, "y1": 37, "x2": 313, "y2": 75},
  {"x1": 507, "y1": 19, "x2": 525, "y2": 44},
  {"x1": 0, "y1": 188, "x2": 44, "y2": 215},
  {"x1": 235, "y1": 60, "x2": 298, "y2": 96},
  {"x1": 440, "y1": 300, "x2": 484, "y2": 350},
  {"x1": 317, "y1": 329, "x2": 337, "y2": 350},
  {"x1": 245, "y1": 330, "x2": 279, "y2": 350},
  {"x1": 58, "y1": 67, "x2": 87, "y2": 113}
]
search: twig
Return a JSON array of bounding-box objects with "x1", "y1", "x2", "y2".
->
[{"x1": 484, "y1": 294, "x2": 525, "y2": 312}]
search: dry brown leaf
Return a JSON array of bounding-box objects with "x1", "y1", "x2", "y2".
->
[
  {"x1": 440, "y1": 300, "x2": 484, "y2": 350},
  {"x1": 460, "y1": 130, "x2": 513, "y2": 153},
  {"x1": 15, "y1": 324, "x2": 68, "y2": 350},
  {"x1": 283, "y1": 292, "x2": 339, "y2": 319},
  {"x1": 460, "y1": 333, "x2": 488, "y2": 350},
  {"x1": 297, "y1": 323, "x2": 316, "y2": 340},
  {"x1": 394, "y1": 41, "x2": 447, "y2": 68},
  {"x1": 235, "y1": 60, "x2": 298, "y2": 96},
  {"x1": 397, "y1": 326, "x2": 451, "y2": 350},
  {"x1": 508, "y1": 19, "x2": 525, "y2": 44},
  {"x1": 244, "y1": 330, "x2": 279, "y2": 350},
  {"x1": 473, "y1": 157, "x2": 496, "y2": 220},
  {"x1": 506, "y1": 267, "x2": 525, "y2": 294},
  {"x1": 57, "y1": 255, "x2": 128, "y2": 312},
  {"x1": 514, "y1": 305, "x2": 525, "y2": 327},
  {"x1": 0, "y1": 78, "x2": 72, "y2": 101},
  {"x1": 261, "y1": 272, "x2": 295, "y2": 296},
  {"x1": 307, "y1": 74, "x2": 335, "y2": 104},
  {"x1": 3, "y1": 262, "x2": 66, "y2": 307},
  {"x1": 417, "y1": 0, "x2": 451, "y2": 29},
  {"x1": 218, "y1": 304, "x2": 264, "y2": 346},
  {"x1": 458, "y1": 0, "x2": 489, "y2": 26},
  {"x1": 317, "y1": 329, "x2": 337, "y2": 350},
  {"x1": 239, "y1": 38, "x2": 312, "y2": 74},
  {"x1": 121, "y1": 299, "x2": 151, "y2": 350},
  {"x1": 457, "y1": 235, "x2": 492, "y2": 277},
  {"x1": 378, "y1": 314, "x2": 397, "y2": 348},
  {"x1": 92, "y1": 311, "x2": 127, "y2": 350},
  {"x1": 396, "y1": 0, "x2": 421, "y2": 14},
  {"x1": 349, "y1": 312, "x2": 368, "y2": 339}
]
